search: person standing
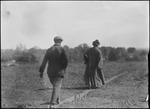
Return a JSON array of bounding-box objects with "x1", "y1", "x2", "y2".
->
[
  {"x1": 39, "y1": 36, "x2": 68, "y2": 108},
  {"x1": 84, "y1": 39, "x2": 105, "y2": 89}
]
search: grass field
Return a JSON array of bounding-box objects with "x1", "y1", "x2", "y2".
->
[{"x1": 1, "y1": 61, "x2": 148, "y2": 108}]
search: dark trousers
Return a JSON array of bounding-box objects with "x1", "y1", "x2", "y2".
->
[{"x1": 49, "y1": 76, "x2": 63, "y2": 105}]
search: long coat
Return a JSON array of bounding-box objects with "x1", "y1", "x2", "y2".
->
[
  {"x1": 39, "y1": 43, "x2": 68, "y2": 78},
  {"x1": 84, "y1": 47, "x2": 104, "y2": 87}
]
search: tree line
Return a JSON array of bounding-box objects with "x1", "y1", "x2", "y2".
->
[{"x1": 1, "y1": 43, "x2": 149, "y2": 63}]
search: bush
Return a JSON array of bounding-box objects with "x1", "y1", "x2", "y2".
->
[
  {"x1": 13, "y1": 50, "x2": 39, "y2": 62},
  {"x1": 1, "y1": 49, "x2": 14, "y2": 62},
  {"x1": 1, "y1": 43, "x2": 149, "y2": 63}
]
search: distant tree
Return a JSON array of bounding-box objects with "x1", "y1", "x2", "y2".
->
[
  {"x1": 15, "y1": 43, "x2": 26, "y2": 52},
  {"x1": 125, "y1": 47, "x2": 148, "y2": 61},
  {"x1": 77, "y1": 43, "x2": 90, "y2": 55},
  {"x1": 63, "y1": 45, "x2": 70, "y2": 50},
  {"x1": 64, "y1": 43, "x2": 90, "y2": 63},
  {"x1": 114, "y1": 47, "x2": 126, "y2": 61},
  {"x1": 127, "y1": 47, "x2": 136, "y2": 53},
  {"x1": 100, "y1": 46, "x2": 112, "y2": 60},
  {"x1": 132, "y1": 51, "x2": 141, "y2": 61},
  {"x1": 28, "y1": 47, "x2": 42, "y2": 62},
  {"x1": 73, "y1": 47, "x2": 83, "y2": 62},
  {"x1": 13, "y1": 51, "x2": 30, "y2": 62},
  {"x1": 140, "y1": 50, "x2": 148, "y2": 61},
  {"x1": 13, "y1": 43, "x2": 26, "y2": 62},
  {"x1": 140, "y1": 50, "x2": 148, "y2": 56},
  {"x1": 13, "y1": 44, "x2": 38, "y2": 62},
  {"x1": 69, "y1": 49, "x2": 75, "y2": 62},
  {"x1": 108, "y1": 47, "x2": 117, "y2": 61},
  {"x1": 1, "y1": 49, "x2": 14, "y2": 62},
  {"x1": 63, "y1": 45, "x2": 72, "y2": 62}
]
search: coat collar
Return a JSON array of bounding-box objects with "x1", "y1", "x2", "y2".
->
[
  {"x1": 54, "y1": 43, "x2": 61, "y2": 46},
  {"x1": 93, "y1": 46, "x2": 98, "y2": 48}
]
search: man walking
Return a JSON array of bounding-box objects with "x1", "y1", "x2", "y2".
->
[
  {"x1": 39, "y1": 36, "x2": 68, "y2": 108},
  {"x1": 84, "y1": 39, "x2": 105, "y2": 89}
]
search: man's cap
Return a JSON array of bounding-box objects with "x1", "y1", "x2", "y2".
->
[
  {"x1": 92, "y1": 39, "x2": 100, "y2": 46},
  {"x1": 54, "y1": 36, "x2": 63, "y2": 42}
]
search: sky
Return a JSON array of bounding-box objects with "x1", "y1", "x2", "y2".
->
[{"x1": 1, "y1": 1, "x2": 149, "y2": 49}]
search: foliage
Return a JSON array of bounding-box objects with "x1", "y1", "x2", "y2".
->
[
  {"x1": 101, "y1": 46, "x2": 112, "y2": 60},
  {"x1": 1, "y1": 49, "x2": 14, "y2": 62},
  {"x1": 127, "y1": 47, "x2": 136, "y2": 53},
  {"x1": 1, "y1": 43, "x2": 149, "y2": 63},
  {"x1": 64, "y1": 44, "x2": 90, "y2": 63}
]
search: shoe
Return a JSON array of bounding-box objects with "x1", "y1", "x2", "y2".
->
[
  {"x1": 91, "y1": 86, "x2": 95, "y2": 89},
  {"x1": 57, "y1": 98, "x2": 60, "y2": 104},
  {"x1": 91, "y1": 86, "x2": 99, "y2": 89},
  {"x1": 102, "y1": 82, "x2": 105, "y2": 85},
  {"x1": 48, "y1": 105, "x2": 57, "y2": 108},
  {"x1": 85, "y1": 85, "x2": 91, "y2": 89},
  {"x1": 87, "y1": 85, "x2": 91, "y2": 89}
]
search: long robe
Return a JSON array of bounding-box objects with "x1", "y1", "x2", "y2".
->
[{"x1": 84, "y1": 47, "x2": 105, "y2": 87}]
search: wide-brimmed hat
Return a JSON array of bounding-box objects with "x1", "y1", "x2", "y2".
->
[
  {"x1": 92, "y1": 39, "x2": 100, "y2": 46},
  {"x1": 54, "y1": 36, "x2": 63, "y2": 42}
]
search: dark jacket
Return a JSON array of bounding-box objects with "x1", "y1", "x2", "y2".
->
[{"x1": 39, "y1": 43, "x2": 68, "y2": 77}]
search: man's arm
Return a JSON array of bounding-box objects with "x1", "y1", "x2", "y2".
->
[{"x1": 61, "y1": 49, "x2": 68, "y2": 69}]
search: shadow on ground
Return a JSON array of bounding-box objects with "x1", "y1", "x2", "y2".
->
[
  {"x1": 62, "y1": 86, "x2": 90, "y2": 90},
  {"x1": 40, "y1": 102, "x2": 51, "y2": 105},
  {"x1": 35, "y1": 87, "x2": 53, "y2": 91}
]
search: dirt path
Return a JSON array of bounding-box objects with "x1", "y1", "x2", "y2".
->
[
  {"x1": 54, "y1": 71, "x2": 128, "y2": 108},
  {"x1": 58, "y1": 69, "x2": 149, "y2": 108}
]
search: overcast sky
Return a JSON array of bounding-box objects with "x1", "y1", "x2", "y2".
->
[{"x1": 1, "y1": 1, "x2": 149, "y2": 49}]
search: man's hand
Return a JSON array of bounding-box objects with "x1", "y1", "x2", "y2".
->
[{"x1": 40, "y1": 72, "x2": 43, "y2": 78}]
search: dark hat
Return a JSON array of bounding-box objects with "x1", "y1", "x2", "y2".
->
[
  {"x1": 92, "y1": 39, "x2": 100, "y2": 46},
  {"x1": 54, "y1": 36, "x2": 63, "y2": 42}
]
